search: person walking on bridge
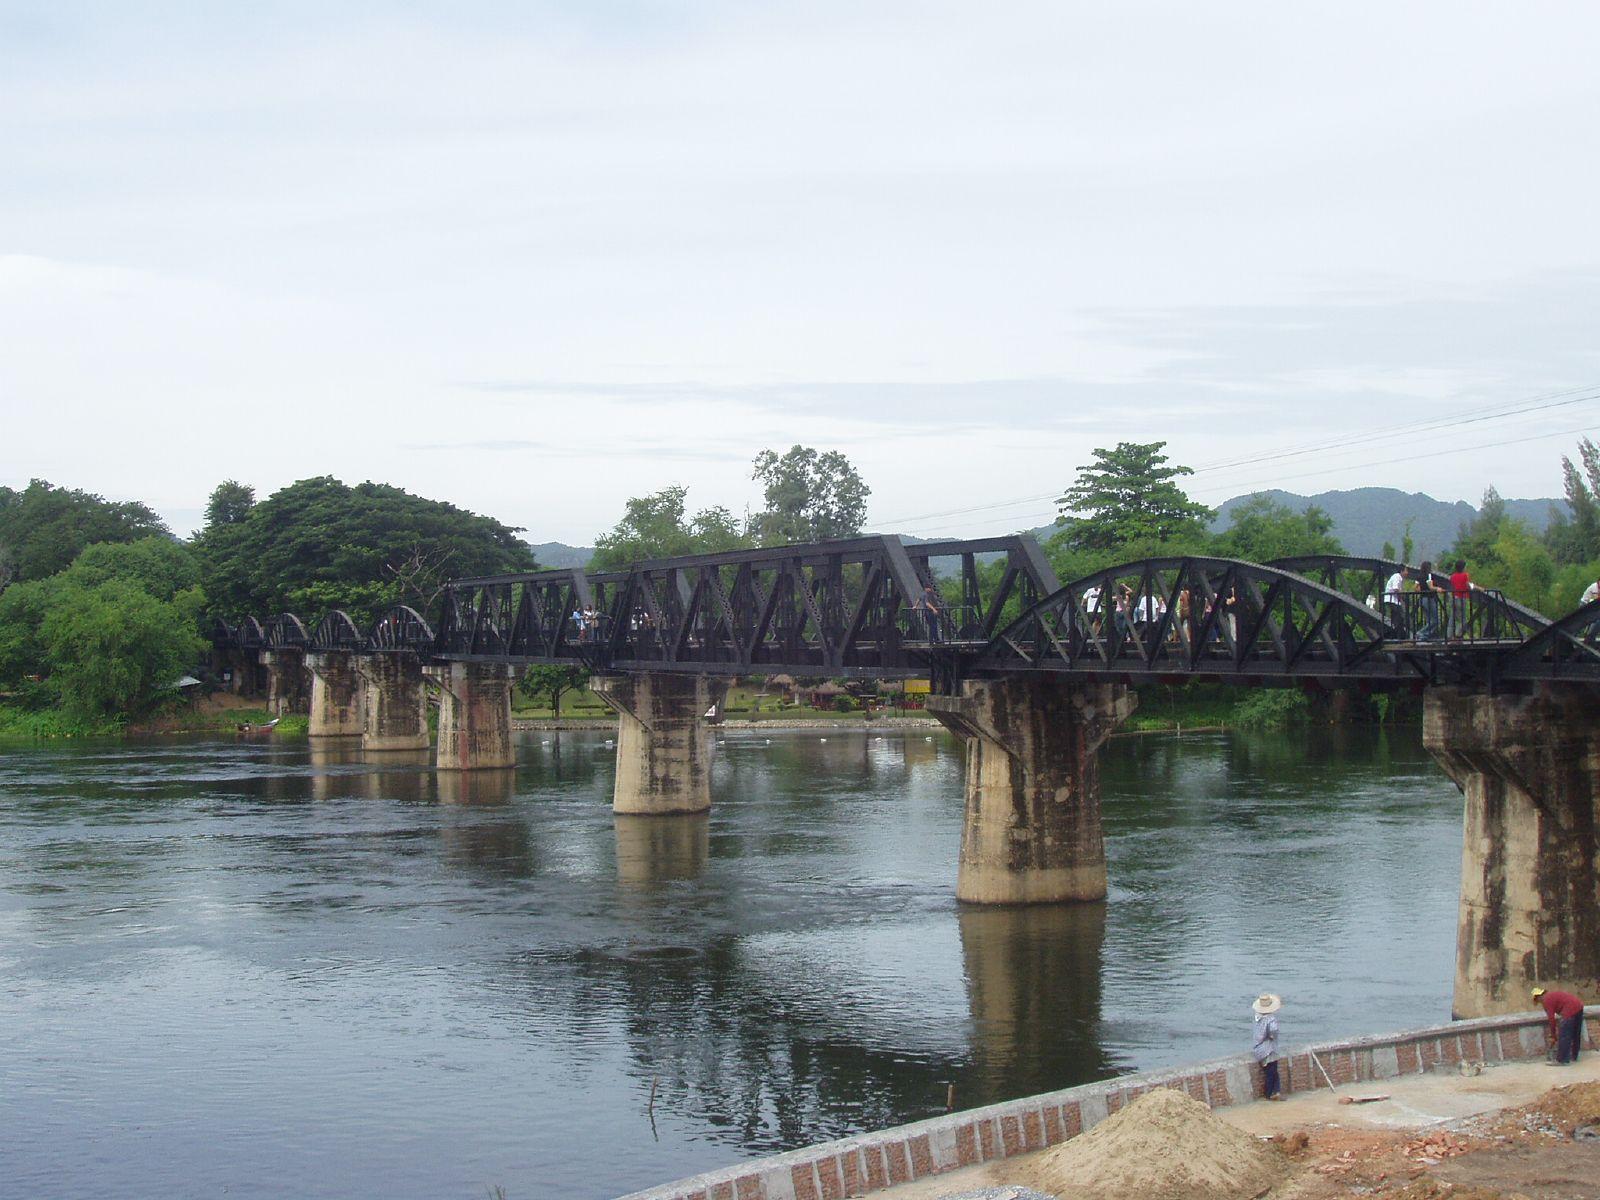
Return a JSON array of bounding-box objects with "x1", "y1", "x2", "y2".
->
[
  {"x1": 1416, "y1": 561, "x2": 1442, "y2": 641},
  {"x1": 917, "y1": 584, "x2": 943, "y2": 644},
  {"x1": 1448, "y1": 561, "x2": 1473, "y2": 642},
  {"x1": 1384, "y1": 565, "x2": 1410, "y2": 636},
  {"x1": 1580, "y1": 575, "x2": 1600, "y2": 641},
  {"x1": 1533, "y1": 987, "x2": 1586, "y2": 1064},
  {"x1": 1251, "y1": 993, "x2": 1284, "y2": 1100}
]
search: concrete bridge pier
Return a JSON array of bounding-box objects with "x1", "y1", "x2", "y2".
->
[
  {"x1": 927, "y1": 677, "x2": 1136, "y2": 904},
  {"x1": 306, "y1": 651, "x2": 363, "y2": 738},
  {"x1": 261, "y1": 650, "x2": 309, "y2": 717},
  {"x1": 239, "y1": 655, "x2": 269, "y2": 698},
  {"x1": 428, "y1": 662, "x2": 515, "y2": 771},
  {"x1": 359, "y1": 654, "x2": 431, "y2": 752},
  {"x1": 591, "y1": 673, "x2": 728, "y2": 814},
  {"x1": 1425, "y1": 684, "x2": 1600, "y2": 1018}
]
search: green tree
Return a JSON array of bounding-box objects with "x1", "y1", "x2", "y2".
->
[
  {"x1": 0, "y1": 479, "x2": 169, "y2": 583},
  {"x1": 1442, "y1": 491, "x2": 1558, "y2": 614},
  {"x1": 1053, "y1": 441, "x2": 1213, "y2": 555},
  {"x1": 518, "y1": 665, "x2": 593, "y2": 716},
  {"x1": 196, "y1": 476, "x2": 536, "y2": 622},
  {"x1": 202, "y1": 480, "x2": 256, "y2": 530},
  {"x1": 1451, "y1": 486, "x2": 1509, "y2": 566},
  {"x1": 751, "y1": 445, "x2": 870, "y2": 545},
  {"x1": 1544, "y1": 438, "x2": 1600, "y2": 565},
  {"x1": 62, "y1": 537, "x2": 202, "y2": 603},
  {"x1": 590, "y1": 486, "x2": 750, "y2": 571},
  {"x1": 39, "y1": 579, "x2": 206, "y2": 720},
  {"x1": 1210, "y1": 495, "x2": 1344, "y2": 562},
  {"x1": 0, "y1": 577, "x2": 58, "y2": 687},
  {"x1": 0, "y1": 540, "x2": 209, "y2": 700}
]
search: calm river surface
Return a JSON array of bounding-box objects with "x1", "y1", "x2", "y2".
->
[{"x1": 0, "y1": 726, "x2": 1461, "y2": 1199}]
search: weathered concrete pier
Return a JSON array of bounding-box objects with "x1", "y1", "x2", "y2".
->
[
  {"x1": 927, "y1": 678, "x2": 1135, "y2": 904},
  {"x1": 1425, "y1": 683, "x2": 1600, "y2": 1018},
  {"x1": 306, "y1": 651, "x2": 362, "y2": 738},
  {"x1": 592, "y1": 673, "x2": 727, "y2": 814},
  {"x1": 358, "y1": 654, "x2": 431, "y2": 752},
  {"x1": 429, "y1": 661, "x2": 515, "y2": 771}
]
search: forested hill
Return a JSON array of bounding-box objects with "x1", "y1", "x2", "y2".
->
[
  {"x1": 537, "y1": 488, "x2": 1567, "y2": 568},
  {"x1": 1209, "y1": 488, "x2": 1566, "y2": 560}
]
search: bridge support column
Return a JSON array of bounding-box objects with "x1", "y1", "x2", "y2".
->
[
  {"x1": 592, "y1": 673, "x2": 728, "y2": 815},
  {"x1": 359, "y1": 655, "x2": 431, "y2": 752},
  {"x1": 306, "y1": 652, "x2": 363, "y2": 738},
  {"x1": 261, "y1": 650, "x2": 309, "y2": 717},
  {"x1": 1425, "y1": 684, "x2": 1600, "y2": 1018},
  {"x1": 927, "y1": 678, "x2": 1135, "y2": 904},
  {"x1": 222, "y1": 650, "x2": 264, "y2": 697},
  {"x1": 428, "y1": 662, "x2": 515, "y2": 771}
]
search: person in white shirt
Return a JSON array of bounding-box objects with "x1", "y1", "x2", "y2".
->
[
  {"x1": 1082, "y1": 585, "x2": 1102, "y2": 638},
  {"x1": 1384, "y1": 566, "x2": 1410, "y2": 636}
]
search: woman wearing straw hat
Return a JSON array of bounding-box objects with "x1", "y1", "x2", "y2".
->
[{"x1": 1252, "y1": 994, "x2": 1284, "y2": 1101}]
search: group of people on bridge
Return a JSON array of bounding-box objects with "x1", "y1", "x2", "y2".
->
[{"x1": 1379, "y1": 561, "x2": 1487, "y2": 642}]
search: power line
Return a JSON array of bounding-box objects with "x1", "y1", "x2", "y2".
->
[
  {"x1": 873, "y1": 382, "x2": 1600, "y2": 530},
  {"x1": 901, "y1": 422, "x2": 1599, "y2": 539},
  {"x1": 1188, "y1": 386, "x2": 1600, "y2": 478}
]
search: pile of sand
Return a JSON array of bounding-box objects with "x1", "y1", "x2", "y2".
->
[{"x1": 1002, "y1": 1088, "x2": 1288, "y2": 1200}]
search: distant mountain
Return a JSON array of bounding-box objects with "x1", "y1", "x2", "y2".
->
[
  {"x1": 1210, "y1": 488, "x2": 1567, "y2": 560},
  {"x1": 528, "y1": 541, "x2": 593, "y2": 569},
  {"x1": 529, "y1": 488, "x2": 1567, "y2": 569}
]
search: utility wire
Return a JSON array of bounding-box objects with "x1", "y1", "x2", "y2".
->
[
  {"x1": 1188, "y1": 384, "x2": 1600, "y2": 474},
  {"x1": 898, "y1": 422, "x2": 1599, "y2": 539},
  {"x1": 874, "y1": 382, "x2": 1600, "y2": 530}
]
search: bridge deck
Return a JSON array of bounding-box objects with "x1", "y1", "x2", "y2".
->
[{"x1": 213, "y1": 537, "x2": 1600, "y2": 689}]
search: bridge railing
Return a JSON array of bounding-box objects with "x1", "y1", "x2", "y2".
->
[
  {"x1": 1380, "y1": 588, "x2": 1544, "y2": 645},
  {"x1": 973, "y1": 557, "x2": 1397, "y2": 679}
]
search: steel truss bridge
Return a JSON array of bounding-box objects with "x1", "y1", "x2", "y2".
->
[{"x1": 211, "y1": 537, "x2": 1600, "y2": 691}]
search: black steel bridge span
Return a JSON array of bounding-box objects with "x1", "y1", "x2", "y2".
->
[{"x1": 212, "y1": 535, "x2": 1600, "y2": 692}]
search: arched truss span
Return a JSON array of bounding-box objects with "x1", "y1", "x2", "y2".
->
[
  {"x1": 308, "y1": 610, "x2": 364, "y2": 652},
  {"x1": 370, "y1": 605, "x2": 436, "y2": 653},
  {"x1": 262, "y1": 613, "x2": 310, "y2": 651},
  {"x1": 1270, "y1": 555, "x2": 1549, "y2": 641},
  {"x1": 1497, "y1": 598, "x2": 1600, "y2": 681},
  {"x1": 971, "y1": 557, "x2": 1396, "y2": 680},
  {"x1": 228, "y1": 616, "x2": 266, "y2": 650}
]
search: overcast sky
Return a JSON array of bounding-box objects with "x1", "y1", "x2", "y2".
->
[{"x1": 4, "y1": 2, "x2": 1599, "y2": 543}]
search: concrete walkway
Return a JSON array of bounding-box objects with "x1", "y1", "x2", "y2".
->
[
  {"x1": 870, "y1": 1057, "x2": 1600, "y2": 1200},
  {"x1": 1221, "y1": 1055, "x2": 1600, "y2": 1136}
]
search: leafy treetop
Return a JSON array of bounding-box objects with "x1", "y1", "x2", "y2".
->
[
  {"x1": 1210, "y1": 495, "x2": 1343, "y2": 562},
  {"x1": 751, "y1": 445, "x2": 870, "y2": 545},
  {"x1": 1054, "y1": 441, "x2": 1214, "y2": 554},
  {"x1": 0, "y1": 479, "x2": 170, "y2": 584},
  {"x1": 589, "y1": 486, "x2": 749, "y2": 571},
  {"x1": 197, "y1": 476, "x2": 536, "y2": 622},
  {"x1": 202, "y1": 480, "x2": 255, "y2": 530}
]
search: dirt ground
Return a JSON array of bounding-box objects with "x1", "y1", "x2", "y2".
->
[{"x1": 877, "y1": 1058, "x2": 1600, "y2": 1200}]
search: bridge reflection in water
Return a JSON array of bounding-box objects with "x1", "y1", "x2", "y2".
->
[{"x1": 0, "y1": 727, "x2": 1469, "y2": 1198}]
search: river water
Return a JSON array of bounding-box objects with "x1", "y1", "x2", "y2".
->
[{"x1": 0, "y1": 726, "x2": 1462, "y2": 1199}]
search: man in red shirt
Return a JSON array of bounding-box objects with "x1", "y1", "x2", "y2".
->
[
  {"x1": 1448, "y1": 561, "x2": 1472, "y2": 641},
  {"x1": 1532, "y1": 987, "x2": 1586, "y2": 1063}
]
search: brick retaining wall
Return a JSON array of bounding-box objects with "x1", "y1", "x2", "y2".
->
[{"x1": 616, "y1": 1006, "x2": 1599, "y2": 1200}]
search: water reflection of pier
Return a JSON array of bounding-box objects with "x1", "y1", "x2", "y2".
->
[{"x1": 293, "y1": 732, "x2": 1117, "y2": 1156}]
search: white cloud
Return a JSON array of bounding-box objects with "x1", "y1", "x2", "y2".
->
[{"x1": 3, "y1": 2, "x2": 1600, "y2": 541}]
